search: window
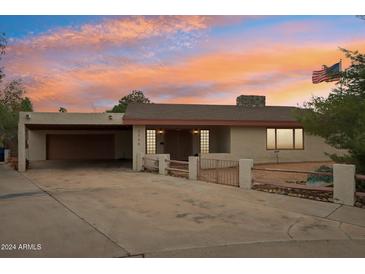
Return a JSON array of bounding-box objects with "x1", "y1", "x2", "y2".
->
[
  {"x1": 266, "y1": 128, "x2": 276, "y2": 150},
  {"x1": 266, "y1": 128, "x2": 304, "y2": 150},
  {"x1": 200, "y1": 129, "x2": 209, "y2": 153},
  {"x1": 146, "y1": 129, "x2": 156, "y2": 154},
  {"x1": 294, "y1": 128, "x2": 303, "y2": 149},
  {"x1": 277, "y1": 129, "x2": 294, "y2": 149}
]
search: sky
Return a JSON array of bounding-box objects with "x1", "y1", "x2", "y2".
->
[{"x1": 0, "y1": 15, "x2": 364, "y2": 112}]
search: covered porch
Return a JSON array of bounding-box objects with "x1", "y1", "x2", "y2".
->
[{"x1": 145, "y1": 125, "x2": 231, "y2": 161}]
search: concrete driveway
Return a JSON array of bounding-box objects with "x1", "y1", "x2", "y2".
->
[{"x1": 1, "y1": 163, "x2": 365, "y2": 257}]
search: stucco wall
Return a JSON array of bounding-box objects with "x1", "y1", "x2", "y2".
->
[
  {"x1": 230, "y1": 127, "x2": 343, "y2": 163},
  {"x1": 28, "y1": 130, "x2": 46, "y2": 161},
  {"x1": 27, "y1": 129, "x2": 132, "y2": 161}
]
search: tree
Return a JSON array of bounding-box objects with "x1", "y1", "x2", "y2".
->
[
  {"x1": 0, "y1": 32, "x2": 6, "y2": 83},
  {"x1": 297, "y1": 49, "x2": 365, "y2": 172},
  {"x1": 107, "y1": 90, "x2": 151, "y2": 113},
  {"x1": 20, "y1": 97, "x2": 33, "y2": 112},
  {"x1": 59, "y1": 107, "x2": 67, "y2": 113},
  {"x1": 0, "y1": 33, "x2": 33, "y2": 153},
  {"x1": 0, "y1": 80, "x2": 33, "y2": 151},
  {"x1": 0, "y1": 103, "x2": 17, "y2": 148},
  {"x1": 1, "y1": 80, "x2": 32, "y2": 112}
]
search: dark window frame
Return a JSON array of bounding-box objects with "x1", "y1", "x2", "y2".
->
[{"x1": 266, "y1": 128, "x2": 304, "y2": 150}]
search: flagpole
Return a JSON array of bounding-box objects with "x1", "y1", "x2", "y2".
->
[
  {"x1": 339, "y1": 59, "x2": 343, "y2": 91},
  {"x1": 340, "y1": 59, "x2": 342, "y2": 71}
]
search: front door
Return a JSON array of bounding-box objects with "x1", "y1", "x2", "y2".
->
[{"x1": 164, "y1": 130, "x2": 192, "y2": 160}]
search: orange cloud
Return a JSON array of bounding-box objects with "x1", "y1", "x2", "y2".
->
[
  {"x1": 18, "y1": 38, "x2": 365, "y2": 111},
  {"x1": 4, "y1": 16, "x2": 365, "y2": 112}
]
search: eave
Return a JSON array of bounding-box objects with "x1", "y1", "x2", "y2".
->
[{"x1": 123, "y1": 118, "x2": 302, "y2": 127}]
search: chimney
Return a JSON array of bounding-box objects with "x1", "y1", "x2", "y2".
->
[{"x1": 236, "y1": 95, "x2": 266, "y2": 107}]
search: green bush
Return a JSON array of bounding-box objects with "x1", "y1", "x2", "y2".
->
[{"x1": 307, "y1": 165, "x2": 333, "y2": 186}]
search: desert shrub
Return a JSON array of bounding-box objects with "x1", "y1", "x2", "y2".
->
[{"x1": 307, "y1": 165, "x2": 333, "y2": 186}]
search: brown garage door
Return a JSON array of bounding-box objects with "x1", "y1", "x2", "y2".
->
[{"x1": 46, "y1": 134, "x2": 115, "y2": 160}]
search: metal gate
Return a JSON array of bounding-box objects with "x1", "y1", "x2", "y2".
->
[{"x1": 198, "y1": 158, "x2": 239, "y2": 187}]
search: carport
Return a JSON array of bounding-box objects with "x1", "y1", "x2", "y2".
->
[{"x1": 18, "y1": 112, "x2": 133, "y2": 171}]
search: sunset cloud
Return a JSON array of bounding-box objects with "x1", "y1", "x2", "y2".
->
[
  {"x1": 9, "y1": 16, "x2": 243, "y2": 53},
  {"x1": 1, "y1": 16, "x2": 364, "y2": 111}
]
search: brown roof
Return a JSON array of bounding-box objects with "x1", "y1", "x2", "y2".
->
[{"x1": 123, "y1": 103, "x2": 301, "y2": 126}]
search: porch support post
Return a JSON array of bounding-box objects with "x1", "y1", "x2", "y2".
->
[
  {"x1": 133, "y1": 125, "x2": 145, "y2": 171},
  {"x1": 135, "y1": 152, "x2": 145, "y2": 171},
  {"x1": 333, "y1": 164, "x2": 356, "y2": 206},
  {"x1": 239, "y1": 159, "x2": 253, "y2": 189},
  {"x1": 158, "y1": 154, "x2": 170, "y2": 175},
  {"x1": 18, "y1": 118, "x2": 26, "y2": 172},
  {"x1": 189, "y1": 156, "x2": 198, "y2": 180}
]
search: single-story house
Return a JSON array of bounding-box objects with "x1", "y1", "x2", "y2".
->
[{"x1": 18, "y1": 95, "x2": 341, "y2": 172}]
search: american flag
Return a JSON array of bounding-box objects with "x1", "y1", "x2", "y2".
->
[{"x1": 312, "y1": 62, "x2": 341, "y2": 84}]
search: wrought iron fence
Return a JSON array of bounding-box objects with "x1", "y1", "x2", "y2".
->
[{"x1": 198, "y1": 158, "x2": 239, "y2": 187}]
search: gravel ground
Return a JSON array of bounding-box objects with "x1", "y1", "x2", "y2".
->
[
  {"x1": 252, "y1": 161, "x2": 365, "y2": 208},
  {"x1": 253, "y1": 161, "x2": 334, "y2": 184}
]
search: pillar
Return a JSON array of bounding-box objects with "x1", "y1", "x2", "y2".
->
[
  {"x1": 132, "y1": 125, "x2": 146, "y2": 171},
  {"x1": 239, "y1": 159, "x2": 253, "y2": 189},
  {"x1": 189, "y1": 156, "x2": 198, "y2": 180},
  {"x1": 158, "y1": 154, "x2": 170, "y2": 175},
  {"x1": 333, "y1": 164, "x2": 356, "y2": 206},
  {"x1": 18, "y1": 122, "x2": 26, "y2": 172}
]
